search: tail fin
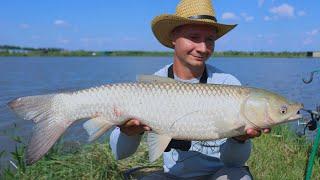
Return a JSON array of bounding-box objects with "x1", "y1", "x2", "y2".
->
[{"x1": 8, "y1": 94, "x2": 72, "y2": 165}]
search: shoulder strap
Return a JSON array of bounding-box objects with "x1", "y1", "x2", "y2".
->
[
  {"x1": 165, "y1": 64, "x2": 208, "y2": 152},
  {"x1": 168, "y1": 64, "x2": 208, "y2": 84}
]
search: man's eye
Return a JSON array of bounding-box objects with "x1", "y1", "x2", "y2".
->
[
  {"x1": 205, "y1": 38, "x2": 215, "y2": 46},
  {"x1": 206, "y1": 38, "x2": 214, "y2": 44}
]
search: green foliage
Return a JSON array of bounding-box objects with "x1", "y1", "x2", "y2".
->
[
  {"x1": 1, "y1": 125, "x2": 319, "y2": 179},
  {"x1": 0, "y1": 151, "x2": 5, "y2": 158},
  {"x1": 10, "y1": 144, "x2": 26, "y2": 173},
  {"x1": 0, "y1": 45, "x2": 22, "y2": 50},
  {"x1": 248, "y1": 125, "x2": 320, "y2": 179},
  {"x1": 1, "y1": 142, "x2": 123, "y2": 179},
  {"x1": 20, "y1": 143, "x2": 122, "y2": 180},
  {"x1": 213, "y1": 51, "x2": 307, "y2": 58},
  {"x1": 117, "y1": 138, "x2": 162, "y2": 169},
  {"x1": 104, "y1": 51, "x2": 174, "y2": 57},
  {"x1": 0, "y1": 135, "x2": 26, "y2": 178},
  {"x1": 0, "y1": 44, "x2": 310, "y2": 57}
]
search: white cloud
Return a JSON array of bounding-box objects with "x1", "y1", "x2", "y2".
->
[
  {"x1": 241, "y1": 13, "x2": 254, "y2": 22},
  {"x1": 54, "y1": 20, "x2": 69, "y2": 27},
  {"x1": 256, "y1": 34, "x2": 278, "y2": 39},
  {"x1": 303, "y1": 38, "x2": 313, "y2": 45},
  {"x1": 267, "y1": 39, "x2": 274, "y2": 45},
  {"x1": 80, "y1": 37, "x2": 112, "y2": 46},
  {"x1": 270, "y1": 4, "x2": 295, "y2": 17},
  {"x1": 255, "y1": 33, "x2": 278, "y2": 45},
  {"x1": 264, "y1": 16, "x2": 272, "y2": 21},
  {"x1": 257, "y1": 34, "x2": 263, "y2": 38},
  {"x1": 298, "y1": 10, "x2": 306, "y2": 16},
  {"x1": 222, "y1": 12, "x2": 254, "y2": 22},
  {"x1": 307, "y1": 29, "x2": 319, "y2": 36},
  {"x1": 258, "y1": 0, "x2": 265, "y2": 7},
  {"x1": 303, "y1": 28, "x2": 319, "y2": 45},
  {"x1": 222, "y1": 12, "x2": 238, "y2": 20},
  {"x1": 58, "y1": 38, "x2": 70, "y2": 44},
  {"x1": 20, "y1": 23, "x2": 30, "y2": 29}
]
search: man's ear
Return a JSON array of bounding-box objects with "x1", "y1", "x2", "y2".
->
[
  {"x1": 172, "y1": 40, "x2": 176, "y2": 47},
  {"x1": 170, "y1": 31, "x2": 177, "y2": 48}
]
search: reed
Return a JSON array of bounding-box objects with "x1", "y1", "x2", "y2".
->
[{"x1": 0, "y1": 125, "x2": 319, "y2": 179}]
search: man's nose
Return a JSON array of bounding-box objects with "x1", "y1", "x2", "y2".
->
[{"x1": 195, "y1": 41, "x2": 208, "y2": 53}]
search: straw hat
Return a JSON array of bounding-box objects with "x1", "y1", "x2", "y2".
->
[{"x1": 152, "y1": 0, "x2": 237, "y2": 48}]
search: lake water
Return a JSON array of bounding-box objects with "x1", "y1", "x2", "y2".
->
[{"x1": 0, "y1": 56, "x2": 320, "y2": 166}]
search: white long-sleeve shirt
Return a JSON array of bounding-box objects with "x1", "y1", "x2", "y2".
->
[{"x1": 110, "y1": 64, "x2": 252, "y2": 178}]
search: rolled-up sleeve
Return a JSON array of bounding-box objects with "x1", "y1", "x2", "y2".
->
[{"x1": 109, "y1": 127, "x2": 143, "y2": 160}]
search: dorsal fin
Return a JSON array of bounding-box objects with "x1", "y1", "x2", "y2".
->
[{"x1": 137, "y1": 75, "x2": 178, "y2": 83}]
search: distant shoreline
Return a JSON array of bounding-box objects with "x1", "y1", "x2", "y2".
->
[
  {"x1": 0, "y1": 51, "x2": 312, "y2": 58},
  {"x1": 0, "y1": 45, "x2": 313, "y2": 58}
]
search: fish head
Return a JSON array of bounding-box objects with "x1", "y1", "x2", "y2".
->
[{"x1": 242, "y1": 89, "x2": 303, "y2": 128}]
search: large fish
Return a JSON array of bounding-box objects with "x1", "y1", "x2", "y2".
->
[{"x1": 8, "y1": 75, "x2": 302, "y2": 165}]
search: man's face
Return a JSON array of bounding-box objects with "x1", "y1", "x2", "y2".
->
[{"x1": 172, "y1": 24, "x2": 216, "y2": 68}]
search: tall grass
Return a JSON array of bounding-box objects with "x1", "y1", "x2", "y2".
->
[
  {"x1": 0, "y1": 125, "x2": 319, "y2": 179},
  {"x1": 248, "y1": 126, "x2": 320, "y2": 179}
]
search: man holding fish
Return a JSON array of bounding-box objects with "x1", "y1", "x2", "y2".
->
[
  {"x1": 110, "y1": 0, "x2": 270, "y2": 179},
  {"x1": 8, "y1": 0, "x2": 302, "y2": 179}
]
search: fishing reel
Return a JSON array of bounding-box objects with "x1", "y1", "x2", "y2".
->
[
  {"x1": 297, "y1": 69, "x2": 320, "y2": 135},
  {"x1": 297, "y1": 105, "x2": 320, "y2": 136}
]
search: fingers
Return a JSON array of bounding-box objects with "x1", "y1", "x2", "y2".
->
[
  {"x1": 143, "y1": 125, "x2": 151, "y2": 131},
  {"x1": 246, "y1": 128, "x2": 271, "y2": 138},
  {"x1": 123, "y1": 119, "x2": 140, "y2": 127},
  {"x1": 246, "y1": 128, "x2": 261, "y2": 137},
  {"x1": 119, "y1": 119, "x2": 152, "y2": 136},
  {"x1": 263, "y1": 128, "x2": 271, "y2": 133}
]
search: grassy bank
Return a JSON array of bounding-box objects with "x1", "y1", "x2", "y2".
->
[
  {"x1": 248, "y1": 126, "x2": 320, "y2": 179},
  {"x1": 1, "y1": 125, "x2": 319, "y2": 179},
  {"x1": 0, "y1": 51, "x2": 309, "y2": 58},
  {"x1": 0, "y1": 44, "x2": 310, "y2": 58}
]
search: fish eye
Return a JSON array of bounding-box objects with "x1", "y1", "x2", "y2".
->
[{"x1": 280, "y1": 105, "x2": 288, "y2": 114}]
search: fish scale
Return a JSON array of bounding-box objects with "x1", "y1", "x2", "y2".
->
[
  {"x1": 8, "y1": 75, "x2": 302, "y2": 164},
  {"x1": 84, "y1": 83, "x2": 238, "y2": 135}
]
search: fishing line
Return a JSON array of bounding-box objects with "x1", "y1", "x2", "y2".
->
[
  {"x1": 297, "y1": 69, "x2": 320, "y2": 180},
  {"x1": 302, "y1": 69, "x2": 320, "y2": 84}
]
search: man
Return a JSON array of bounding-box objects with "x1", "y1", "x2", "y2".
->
[{"x1": 110, "y1": 0, "x2": 270, "y2": 179}]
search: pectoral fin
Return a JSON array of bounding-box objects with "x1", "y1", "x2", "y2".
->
[
  {"x1": 147, "y1": 132, "x2": 172, "y2": 162},
  {"x1": 83, "y1": 116, "x2": 114, "y2": 142}
]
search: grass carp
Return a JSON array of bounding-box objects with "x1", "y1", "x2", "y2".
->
[{"x1": 8, "y1": 75, "x2": 302, "y2": 165}]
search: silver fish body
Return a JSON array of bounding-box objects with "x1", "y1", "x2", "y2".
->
[{"x1": 8, "y1": 76, "x2": 303, "y2": 164}]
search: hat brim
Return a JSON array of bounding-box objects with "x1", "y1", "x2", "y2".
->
[{"x1": 152, "y1": 14, "x2": 237, "y2": 49}]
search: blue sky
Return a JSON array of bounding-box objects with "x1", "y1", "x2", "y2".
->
[{"x1": 0, "y1": 0, "x2": 319, "y2": 51}]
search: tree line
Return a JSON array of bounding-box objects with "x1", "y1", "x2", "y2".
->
[{"x1": 0, "y1": 45, "x2": 308, "y2": 57}]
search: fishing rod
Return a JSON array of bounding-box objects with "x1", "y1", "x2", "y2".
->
[
  {"x1": 302, "y1": 69, "x2": 320, "y2": 84},
  {"x1": 298, "y1": 70, "x2": 320, "y2": 180},
  {"x1": 299, "y1": 107, "x2": 320, "y2": 180}
]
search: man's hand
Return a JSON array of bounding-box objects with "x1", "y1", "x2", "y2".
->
[
  {"x1": 119, "y1": 119, "x2": 152, "y2": 136},
  {"x1": 233, "y1": 128, "x2": 271, "y2": 143}
]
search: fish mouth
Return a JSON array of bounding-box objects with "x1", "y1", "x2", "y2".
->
[
  {"x1": 288, "y1": 103, "x2": 304, "y2": 121},
  {"x1": 288, "y1": 114, "x2": 303, "y2": 121}
]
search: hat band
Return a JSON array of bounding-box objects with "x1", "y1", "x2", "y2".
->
[{"x1": 188, "y1": 15, "x2": 217, "y2": 22}]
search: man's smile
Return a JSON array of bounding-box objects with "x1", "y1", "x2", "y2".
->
[{"x1": 191, "y1": 54, "x2": 206, "y2": 61}]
